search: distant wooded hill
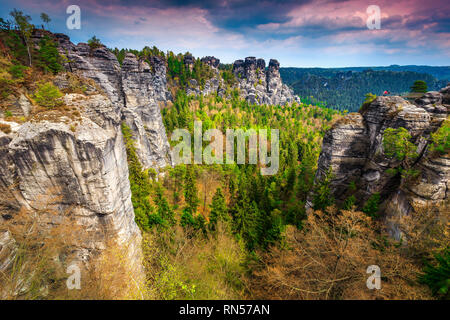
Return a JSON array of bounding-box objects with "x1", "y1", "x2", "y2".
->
[{"x1": 280, "y1": 66, "x2": 449, "y2": 112}]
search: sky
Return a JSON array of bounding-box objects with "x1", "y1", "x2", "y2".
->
[{"x1": 1, "y1": 0, "x2": 449, "y2": 67}]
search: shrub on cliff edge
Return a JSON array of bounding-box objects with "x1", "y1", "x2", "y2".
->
[{"x1": 33, "y1": 81, "x2": 63, "y2": 108}]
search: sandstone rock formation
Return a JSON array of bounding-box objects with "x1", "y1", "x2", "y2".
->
[
  {"x1": 55, "y1": 33, "x2": 172, "y2": 169},
  {"x1": 0, "y1": 94, "x2": 142, "y2": 275},
  {"x1": 310, "y1": 86, "x2": 449, "y2": 238},
  {"x1": 185, "y1": 54, "x2": 299, "y2": 105},
  {"x1": 0, "y1": 32, "x2": 176, "y2": 282},
  {"x1": 232, "y1": 57, "x2": 299, "y2": 105},
  {"x1": 185, "y1": 55, "x2": 226, "y2": 98},
  {"x1": 201, "y1": 56, "x2": 220, "y2": 69}
]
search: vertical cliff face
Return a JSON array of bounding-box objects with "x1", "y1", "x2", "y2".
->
[
  {"x1": 55, "y1": 33, "x2": 172, "y2": 169},
  {"x1": 120, "y1": 53, "x2": 172, "y2": 168},
  {"x1": 0, "y1": 33, "x2": 176, "y2": 281},
  {"x1": 0, "y1": 94, "x2": 142, "y2": 273},
  {"x1": 311, "y1": 86, "x2": 449, "y2": 238}
]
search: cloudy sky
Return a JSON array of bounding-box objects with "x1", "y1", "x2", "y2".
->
[{"x1": 1, "y1": 0, "x2": 449, "y2": 67}]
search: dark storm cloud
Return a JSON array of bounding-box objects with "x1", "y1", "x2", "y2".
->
[
  {"x1": 111, "y1": 0, "x2": 314, "y2": 29},
  {"x1": 1, "y1": 0, "x2": 449, "y2": 66},
  {"x1": 118, "y1": 0, "x2": 449, "y2": 41}
]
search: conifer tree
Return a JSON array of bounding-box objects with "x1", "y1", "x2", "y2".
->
[
  {"x1": 208, "y1": 188, "x2": 228, "y2": 231},
  {"x1": 410, "y1": 80, "x2": 428, "y2": 93},
  {"x1": 362, "y1": 193, "x2": 380, "y2": 218},
  {"x1": 312, "y1": 169, "x2": 334, "y2": 211},
  {"x1": 155, "y1": 183, "x2": 176, "y2": 226},
  {"x1": 40, "y1": 12, "x2": 50, "y2": 30},
  {"x1": 184, "y1": 165, "x2": 199, "y2": 214},
  {"x1": 10, "y1": 9, "x2": 33, "y2": 66}
]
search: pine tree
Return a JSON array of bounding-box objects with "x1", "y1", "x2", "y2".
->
[
  {"x1": 155, "y1": 183, "x2": 176, "y2": 226},
  {"x1": 87, "y1": 36, "x2": 102, "y2": 50},
  {"x1": 312, "y1": 169, "x2": 334, "y2": 211},
  {"x1": 195, "y1": 213, "x2": 206, "y2": 233},
  {"x1": 169, "y1": 165, "x2": 185, "y2": 204},
  {"x1": 263, "y1": 208, "x2": 284, "y2": 247},
  {"x1": 10, "y1": 9, "x2": 33, "y2": 66},
  {"x1": 209, "y1": 188, "x2": 228, "y2": 231},
  {"x1": 40, "y1": 12, "x2": 50, "y2": 30},
  {"x1": 241, "y1": 201, "x2": 261, "y2": 250},
  {"x1": 419, "y1": 248, "x2": 450, "y2": 299},
  {"x1": 38, "y1": 36, "x2": 62, "y2": 74},
  {"x1": 410, "y1": 80, "x2": 428, "y2": 93},
  {"x1": 184, "y1": 165, "x2": 199, "y2": 214},
  {"x1": 362, "y1": 193, "x2": 380, "y2": 217},
  {"x1": 180, "y1": 207, "x2": 196, "y2": 230}
]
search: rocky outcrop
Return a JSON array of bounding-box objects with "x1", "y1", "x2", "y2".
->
[
  {"x1": 185, "y1": 55, "x2": 226, "y2": 98},
  {"x1": 184, "y1": 53, "x2": 195, "y2": 72},
  {"x1": 232, "y1": 57, "x2": 299, "y2": 105},
  {"x1": 186, "y1": 76, "x2": 225, "y2": 98},
  {"x1": 0, "y1": 31, "x2": 176, "y2": 281},
  {"x1": 120, "y1": 53, "x2": 172, "y2": 168},
  {"x1": 55, "y1": 33, "x2": 172, "y2": 169},
  {"x1": 0, "y1": 94, "x2": 142, "y2": 274},
  {"x1": 439, "y1": 83, "x2": 450, "y2": 104},
  {"x1": 310, "y1": 87, "x2": 449, "y2": 238},
  {"x1": 185, "y1": 54, "x2": 299, "y2": 105},
  {"x1": 201, "y1": 56, "x2": 220, "y2": 69},
  {"x1": 414, "y1": 90, "x2": 449, "y2": 132}
]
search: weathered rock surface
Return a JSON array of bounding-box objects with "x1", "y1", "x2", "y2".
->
[
  {"x1": 440, "y1": 83, "x2": 450, "y2": 105},
  {"x1": 0, "y1": 230, "x2": 15, "y2": 273},
  {"x1": 232, "y1": 57, "x2": 299, "y2": 105},
  {"x1": 185, "y1": 55, "x2": 226, "y2": 98},
  {"x1": 201, "y1": 56, "x2": 220, "y2": 69},
  {"x1": 0, "y1": 94, "x2": 142, "y2": 274},
  {"x1": 120, "y1": 53, "x2": 172, "y2": 168},
  {"x1": 185, "y1": 54, "x2": 299, "y2": 105},
  {"x1": 55, "y1": 33, "x2": 172, "y2": 169},
  {"x1": 0, "y1": 31, "x2": 176, "y2": 284},
  {"x1": 310, "y1": 88, "x2": 449, "y2": 238}
]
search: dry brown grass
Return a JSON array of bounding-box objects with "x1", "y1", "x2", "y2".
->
[
  {"x1": 0, "y1": 192, "x2": 145, "y2": 300},
  {"x1": 0, "y1": 122, "x2": 11, "y2": 133},
  {"x1": 388, "y1": 201, "x2": 449, "y2": 260},
  {"x1": 0, "y1": 194, "x2": 83, "y2": 299},
  {"x1": 142, "y1": 222, "x2": 248, "y2": 300},
  {"x1": 64, "y1": 241, "x2": 147, "y2": 300}
]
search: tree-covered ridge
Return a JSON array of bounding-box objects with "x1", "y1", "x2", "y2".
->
[
  {"x1": 1, "y1": 27, "x2": 63, "y2": 78},
  {"x1": 0, "y1": 23, "x2": 75, "y2": 120},
  {"x1": 218, "y1": 63, "x2": 237, "y2": 87},
  {"x1": 280, "y1": 68, "x2": 448, "y2": 112},
  {"x1": 166, "y1": 52, "x2": 216, "y2": 89},
  {"x1": 110, "y1": 45, "x2": 222, "y2": 91},
  {"x1": 110, "y1": 46, "x2": 165, "y2": 66}
]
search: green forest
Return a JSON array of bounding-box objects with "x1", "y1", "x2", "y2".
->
[
  {"x1": 123, "y1": 87, "x2": 340, "y2": 253},
  {"x1": 281, "y1": 68, "x2": 448, "y2": 111},
  {"x1": 122, "y1": 88, "x2": 448, "y2": 300}
]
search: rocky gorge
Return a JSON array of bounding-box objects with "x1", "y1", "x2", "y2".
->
[
  {"x1": 0, "y1": 27, "x2": 448, "y2": 299},
  {"x1": 0, "y1": 30, "x2": 300, "y2": 286}
]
